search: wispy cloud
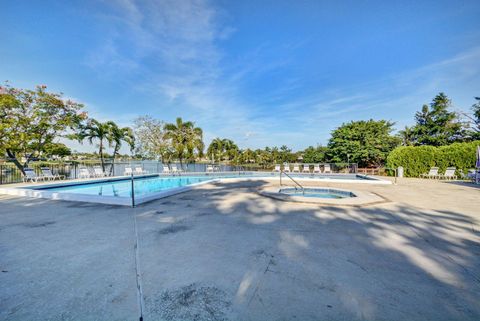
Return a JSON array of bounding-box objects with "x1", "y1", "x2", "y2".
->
[{"x1": 84, "y1": 1, "x2": 480, "y2": 150}]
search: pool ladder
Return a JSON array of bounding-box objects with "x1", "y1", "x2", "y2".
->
[{"x1": 280, "y1": 170, "x2": 305, "y2": 195}]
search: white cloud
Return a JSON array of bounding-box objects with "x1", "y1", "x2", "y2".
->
[{"x1": 83, "y1": 1, "x2": 480, "y2": 151}]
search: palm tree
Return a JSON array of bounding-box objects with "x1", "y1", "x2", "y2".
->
[
  {"x1": 398, "y1": 126, "x2": 416, "y2": 146},
  {"x1": 207, "y1": 138, "x2": 239, "y2": 162},
  {"x1": 75, "y1": 119, "x2": 113, "y2": 171},
  {"x1": 207, "y1": 138, "x2": 225, "y2": 162},
  {"x1": 108, "y1": 123, "x2": 135, "y2": 175},
  {"x1": 164, "y1": 117, "x2": 204, "y2": 167}
]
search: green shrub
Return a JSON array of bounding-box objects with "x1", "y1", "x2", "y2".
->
[{"x1": 386, "y1": 141, "x2": 480, "y2": 177}]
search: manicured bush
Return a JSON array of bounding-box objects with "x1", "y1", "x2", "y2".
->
[{"x1": 386, "y1": 141, "x2": 480, "y2": 177}]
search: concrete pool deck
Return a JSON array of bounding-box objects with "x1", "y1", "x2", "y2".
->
[{"x1": 1, "y1": 178, "x2": 479, "y2": 320}]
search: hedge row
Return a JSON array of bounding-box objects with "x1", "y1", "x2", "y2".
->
[{"x1": 386, "y1": 141, "x2": 480, "y2": 177}]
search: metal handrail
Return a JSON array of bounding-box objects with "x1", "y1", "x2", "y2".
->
[
  {"x1": 384, "y1": 167, "x2": 398, "y2": 185},
  {"x1": 280, "y1": 170, "x2": 305, "y2": 194}
]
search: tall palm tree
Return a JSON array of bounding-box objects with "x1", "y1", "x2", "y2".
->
[
  {"x1": 207, "y1": 138, "x2": 224, "y2": 162},
  {"x1": 108, "y1": 123, "x2": 135, "y2": 175},
  {"x1": 164, "y1": 117, "x2": 204, "y2": 167},
  {"x1": 75, "y1": 119, "x2": 113, "y2": 171}
]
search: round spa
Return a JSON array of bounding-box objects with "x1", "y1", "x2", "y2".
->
[
  {"x1": 258, "y1": 185, "x2": 385, "y2": 206},
  {"x1": 279, "y1": 187, "x2": 356, "y2": 199}
]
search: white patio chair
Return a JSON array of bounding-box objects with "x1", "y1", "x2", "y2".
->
[
  {"x1": 23, "y1": 168, "x2": 45, "y2": 182},
  {"x1": 283, "y1": 164, "x2": 291, "y2": 173},
  {"x1": 207, "y1": 165, "x2": 214, "y2": 172},
  {"x1": 439, "y1": 167, "x2": 457, "y2": 180},
  {"x1": 420, "y1": 167, "x2": 439, "y2": 179},
  {"x1": 162, "y1": 165, "x2": 171, "y2": 174},
  {"x1": 41, "y1": 167, "x2": 64, "y2": 180},
  {"x1": 78, "y1": 168, "x2": 91, "y2": 179},
  {"x1": 124, "y1": 167, "x2": 133, "y2": 176},
  {"x1": 135, "y1": 167, "x2": 147, "y2": 175},
  {"x1": 302, "y1": 165, "x2": 310, "y2": 173},
  {"x1": 313, "y1": 164, "x2": 321, "y2": 173},
  {"x1": 272, "y1": 164, "x2": 281, "y2": 172},
  {"x1": 93, "y1": 166, "x2": 107, "y2": 177},
  {"x1": 292, "y1": 164, "x2": 300, "y2": 173},
  {"x1": 324, "y1": 164, "x2": 332, "y2": 174}
]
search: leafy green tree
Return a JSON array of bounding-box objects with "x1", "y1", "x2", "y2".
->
[
  {"x1": 43, "y1": 142, "x2": 72, "y2": 158},
  {"x1": 328, "y1": 119, "x2": 400, "y2": 167},
  {"x1": 133, "y1": 116, "x2": 172, "y2": 162},
  {"x1": 412, "y1": 93, "x2": 464, "y2": 146},
  {"x1": 463, "y1": 97, "x2": 480, "y2": 140},
  {"x1": 0, "y1": 83, "x2": 86, "y2": 173},
  {"x1": 302, "y1": 145, "x2": 328, "y2": 163},
  {"x1": 279, "y1": 145, "x2": 295, "y2": 163},
  {"x1": 164, "y1": 117, "x2": 204, "y2": 166}
]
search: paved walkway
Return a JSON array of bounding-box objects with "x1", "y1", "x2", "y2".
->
[{"x1": 1, "y1": 178, "x2": 479, "y2": 320}]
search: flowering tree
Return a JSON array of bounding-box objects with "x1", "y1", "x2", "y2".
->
[{"x1": 0, "y1": 83, "x2": 87, "y2": 173}]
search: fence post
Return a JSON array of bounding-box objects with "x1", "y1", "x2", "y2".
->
[
  {"x1": 0, "y1": 165, "x2": 3, "y2": 185},
  {"x1": 131, "y1": 173, "x2": 135, "y2": 208}
]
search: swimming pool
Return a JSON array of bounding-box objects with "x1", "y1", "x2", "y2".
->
[
  {"x1": 38, "y1": 175, "x2": 226, "y2": 197},
  {"x1": 0, "y1": 172, "x2": 390, "y2": 206}
]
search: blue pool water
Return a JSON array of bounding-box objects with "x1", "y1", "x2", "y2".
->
[
  {"x1": 34, "y1": 176, "x2": 225, "y2": 197},
  {"x1": 30, "y1": 173, "x2": 368, "y2": 198},
  {"x1": 280, "y1": 188, "x2": 355, "y2": 199}
]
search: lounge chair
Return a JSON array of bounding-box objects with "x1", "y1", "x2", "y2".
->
[
  {"x1": 292, "y1": 164, "x2": 300, "y2": 173},
  {"x1": 283, "y1": 164, "x2": 291, "y2": 173},
  {"x1": 272, "y1": 164, "x2": 281, "y2": 172},
  {"x1": 135, "y1": 167, "x2": 147, "y2": 175},
  {"x1": 439, "y1": 167, "x2": 457, "y2": 180},
  {"x1": 207, "y1": 165, "x2": 214, "y2": 172},
  {"x1": 162, "y1": 165, "x2": 171, "y2": 174},
  {"x1": 124, "y1": 167, "x2": 133, "y2": 176},
  {"x1": 420, "y1": 167, "x2": 439, "y2": 179},
  {"x1": 93, "y1": 166, "x2": 107, "y2": 177},
  {"x1": 78, "y1": 168, "x2": 91, "y2": 179},
  {"x1": 324, "y1": 164, "x2": 332, "y2": 174},
  {"x1": 302, "y1": 165, "x2": 310, "y2": 173},
  {"x1": 171, "y1": 165, "x2": 183, "y2": 173},
  {"x1": 23, "y1": 168, "x2": 45, "y2": 182},
  {"x1": 41, "y1": 167, "x2": 65, "y2": 180},
  {"x1": 467, "y1": 169, "x2": 480, "y2": 183},
  {"x1": 313, "y1": 164, "x2": 321, "y2": 173}
]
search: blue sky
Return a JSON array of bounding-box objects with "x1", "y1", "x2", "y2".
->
[{"x1": 1, "y1": 0, "x2": 480, "y2": 153}]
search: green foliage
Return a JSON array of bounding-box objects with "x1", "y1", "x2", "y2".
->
[
  {"x1": 468, "y1": 97, "x2": 480, "y2": 140},
  {"x1": 43, "y1": 142, "x2": 72, "y2": 158},
  {"x1": 164, "y1": 117, "x2": 204, "y2": 164},
  {"x1": 73, "y1": 119, "x2": 134, "y2": 171},
  {"x1": 410, "y1": 93, "x2": 464, "y2": 146},
  {"x1": 207, "y1": 138, "x2": 239, "y2": 162},
  {"x1": 302, "y1": 145, "x2": 328, "y2": 163},
  {"x1": 386, "y1": 141, "x2": 480, "y2": 177},
  {"x1": 0, "y1": 83, "x2": 86, "y2": 172},
  {"x1": 328, "y1": 119, "x2": 400, "y2": 167}
]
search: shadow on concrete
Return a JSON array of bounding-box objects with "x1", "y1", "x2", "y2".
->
[
  {"x1": 1, "y1": 180, "x2": 480, "y2": 321},
  {"x1": 443, "y1": 180, "x2": 480, "y2": 189},
  {"x1": 137, "y1": 179, "x2": 480, "y2": 321}
]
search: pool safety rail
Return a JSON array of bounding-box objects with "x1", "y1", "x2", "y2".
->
[{"x1": 280, "y1": 170, "x2": 305, "y2": 194}]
